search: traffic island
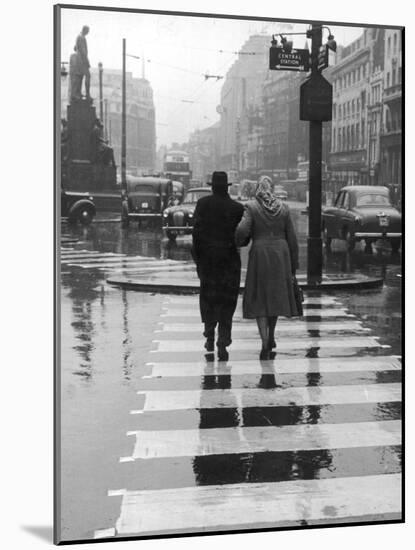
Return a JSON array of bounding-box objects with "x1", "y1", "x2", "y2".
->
[{"x1": 107, "y1": 266, "x2": 383, "y2": 294}]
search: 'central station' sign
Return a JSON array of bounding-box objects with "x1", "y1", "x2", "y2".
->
[{"x1": 269, "y1": 47, "x2": 310, "y2": 72}]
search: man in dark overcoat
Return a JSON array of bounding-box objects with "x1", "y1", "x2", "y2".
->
[{"x1": 191, "y1": 171, "x2": 244, "y2": 361}]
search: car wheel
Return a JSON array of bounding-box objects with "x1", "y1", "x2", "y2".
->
[
  {"x1": 345, "y1": 230, "x2": 355, "y2": 251},
  {"x1": 390, "y1": 238, "x2": 401, "y2": 254},
  {"x1": 322, "y1": 225, "x2": 332, "y2": 248},
  {"x1": 75, "y1": 207, "x2": 94, "y2": 225},
  {"x1": 166, "y1": 230, "x2": 177, "y2": 241}
]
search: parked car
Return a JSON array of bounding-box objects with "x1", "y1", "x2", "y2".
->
[
  {"x1": 273, "y1": 184, "x2": 288, "y2": 201},
  {"x1": 121, "y1": 176, "x2": 173, "y2": 226},
  {"x1": 61, "y1": 188, "x2": 96, "y2": 225},
  {"x1": 322, "y1": 185, "x2": 402, "y2": 252},
  {"x1": 162, "y1": 187, "x2": 211, "y2": 240}
]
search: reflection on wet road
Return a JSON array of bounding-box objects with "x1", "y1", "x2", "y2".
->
[{"x1": 60, "y1": 208, "x2": 402, "y2": 541}]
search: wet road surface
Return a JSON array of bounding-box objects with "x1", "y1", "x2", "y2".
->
[{"x1": 59, "y1": 205, "x2": 402, "y2": 541}]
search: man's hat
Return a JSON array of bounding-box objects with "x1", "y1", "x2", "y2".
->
[{"x1": 209, "y1": 171, "x2": 231, "y2": 186}]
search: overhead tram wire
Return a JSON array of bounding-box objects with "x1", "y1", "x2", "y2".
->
[{"x1": 167, "y1": 52, "x2": 235, "y2": 133}]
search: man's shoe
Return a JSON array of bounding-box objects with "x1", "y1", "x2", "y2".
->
[
  {"x1": 259, "y1": 348, "x2": 269, "y2": 361},
  {"x1": 204, "y1": 339, "x2": 214, "y2": 352},
  {"x1": 217, "y1": 345, "x2": 229, "y2": 361}
]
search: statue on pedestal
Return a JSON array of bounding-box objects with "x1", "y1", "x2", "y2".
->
[{"x1": 69, "y1": 26, "x2": 91, "y2": 102}]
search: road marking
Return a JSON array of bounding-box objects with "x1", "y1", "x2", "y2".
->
[
  {"x1": 144, "y1": 356, "x2": 401, "y2": 378},
  {"x1": 136, "y1": 383, "x2": 401, "y2": 411},
  {"x1": 93, "y1": 528, "x2": 116, "y2": 539},
  {"x1": 124, "y1": 420, "x2": 401, "y2": 460},
  {"x1": 165, "y1": 296, "x2": 342, "y2": 306},
  {"x1": 160, "y1": 309, "x2": 355, "y2": 318},
  {"x1": 66, "y1": 259, "x2": 184, "y2": 269},
  {"x1": 63, "y1": 255, "x2": 146, "y2": 264},
  {"x1": 151, "y1": 336, "x2": 384, "y2": 352},
  {"x1": 113, "y1": 474, "x2": 401, "y2": 535},
  {"x1": 156, "y1": 322, "x2": 370, "y2": 334}
]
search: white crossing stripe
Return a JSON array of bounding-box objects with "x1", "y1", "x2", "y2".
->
[
  {"x1": 125, "y1": 420, "x2": 401, "y2": 460},
  {"x1": 151, "y1": 336, "x2": 384, "y2": 352},
  {"x1": 63, "y1": 254, "x2": 141, "y2": 264},
  {"x1": 145, "y1": 356, "x2": 401, "y2": 378},
  {"x1": 137, "y1": 383, "x2": 401, "y2": 411},
  {"x1": 113, "y1": 473, "x2": 401, "y2": 535},
  {"x1": 160, "y1": 308, "x2": 354, "y2": 318},
  {"x1": 156, "y1": 322, "x2": 370, "y2": 334},
  {"x1": 66, "y1": 259, "x2": 182, "y2": 269},
  {"x1": 165, "y1": 296, "x2": 341, "y2": 306}
]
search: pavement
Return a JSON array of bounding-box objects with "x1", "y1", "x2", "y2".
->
[{"x1": 106, "y1": 263, "x2": 383, "y2": 293}]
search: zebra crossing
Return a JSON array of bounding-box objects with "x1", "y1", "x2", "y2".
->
[
  {"x1": 60, "y1": 247, "x2": 192, "y2": 275},
  {"x1": 94, "y1": 293, "x2": 402, "y2": 539}
]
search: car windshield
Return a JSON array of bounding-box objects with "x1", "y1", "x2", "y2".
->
[
  {"x1": 183, "y1": 190, "x2": 211, "y2": 203},
  {"x1": 356, "y1": 193, "x2": 390, "y2": 207}
]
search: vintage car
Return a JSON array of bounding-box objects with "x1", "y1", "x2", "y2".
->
[
  {"x1": 273, "y1": 184, "x2": 288, "y2": 201},
  {"x1": 61, "y1": 188, "x2": 96, "y2": 225},
  {"x1": 322, "y1": 186, "x2": 402, "y2": 252},
  {"x1": 162, "y1": 187, "x2": 211, "y2": 240},
  {"x1": 121, "y1": 176, "x2": 173, "y2": 226}
]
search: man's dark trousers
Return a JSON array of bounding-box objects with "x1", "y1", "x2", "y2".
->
[{"x1": 192, "y1": 188, "x2": 244, "y2": 350}]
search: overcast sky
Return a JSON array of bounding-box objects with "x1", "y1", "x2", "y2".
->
[{"x1": 60, "y1": 8, "x2": 370, "y2": 148}]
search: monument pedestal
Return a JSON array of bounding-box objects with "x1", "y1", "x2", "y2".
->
[{"x1": 67, "y1": 99, "x2": 96, "y2": 161}]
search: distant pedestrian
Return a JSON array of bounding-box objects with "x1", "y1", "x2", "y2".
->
[
  {"x1": 236, "y1": 176, "x2": 300, "y2": 360},
  {"x1": 192, "y1": 172, "x2": 244, "y2": 361}
]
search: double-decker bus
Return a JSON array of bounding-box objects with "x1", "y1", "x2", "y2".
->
[{"x1": 163, "y1": 150, "x2": 192, "y2": 189}]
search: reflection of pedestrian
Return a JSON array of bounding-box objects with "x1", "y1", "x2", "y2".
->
[
  {"x1": 192, "y1": 172, "x2": 244, "y2": 361},
  {"x1": 236, "y1": 176, "x2": 299, "y2": 360}
]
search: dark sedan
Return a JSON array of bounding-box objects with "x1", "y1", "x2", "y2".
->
[
  {"x1": 322, "y1": 186, "x2": 402, "y2": 252},
  {"x1": 162, "y1": 187, "x2": 211, "y2": 240}
]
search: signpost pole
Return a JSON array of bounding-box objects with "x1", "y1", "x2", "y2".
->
[{"x1": 307, "y1": 24, "x2": 323, "y2": 284}]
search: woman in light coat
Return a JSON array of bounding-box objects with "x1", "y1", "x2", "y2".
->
[{"x1": 235, "y1": 177, "x2": 300, "y2": 360}]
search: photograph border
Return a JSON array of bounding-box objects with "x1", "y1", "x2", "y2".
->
[{"x1": 53, "y1": 4, "x2": 405, "y2": 545}]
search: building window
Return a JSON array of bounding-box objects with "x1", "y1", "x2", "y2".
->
[
  {"x1": 333, "y1": 104, "x2": 337, "y2": 119},
  {"x1": 362, "y1": 64, "x2": 366, "y2": 78},
  {"x1": 356, "y1": 123, "x2": 360, "y2": 147},
  {"x1": 352, "y1": 99, "x2": 355, "y2": 115},
  {"x1": 387, "y1": 36, "x2": 391, "y2": 56},
  {"x1": 357, "y1": 98, "x2": 360, "y2": 112},
  {"x1": 338, "y1": 129, "x2": 342, "y2": 151},
  {"x1": 357, "y1": 66, "x2": 361, "y2": 80},
  {"x1": 387, "y1": 72, "x2": 390, "y2": 88},
  {"x1": 393, "y1": 33, "x2": 397, "y2": 54},
  {"x1": 392, "y1": 67, "x2": 396, "y2": 86}
]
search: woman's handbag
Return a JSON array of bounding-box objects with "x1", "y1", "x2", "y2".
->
[{"x1": 292, "y1": 276, "x2": 304, "y2": 316}]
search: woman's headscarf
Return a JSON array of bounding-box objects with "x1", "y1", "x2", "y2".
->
[{"x1": 255, "y1": 176, "x2": 283, "y2": 216}]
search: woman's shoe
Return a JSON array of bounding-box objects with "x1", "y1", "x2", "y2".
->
[
  {"x1": 268, "y1": 338, "x2": 276, "y2": 350},
  {"x1": 259, "y1": 348, "x2": 269, "y2": 361}
]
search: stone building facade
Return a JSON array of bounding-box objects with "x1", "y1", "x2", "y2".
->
[{"x1": 380, "y1": 28, "x2": 402, "y2": 203}]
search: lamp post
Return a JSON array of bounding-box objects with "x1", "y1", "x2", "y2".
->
[
  {"x1": 121, "y1": 38, "x2": 127, "y2": 191},
  {"x1": 98, "y1": 62, "x2": 104, "y2": 123},
  {"x1": 270, "y1": 24, "x2": 335, "y2": 285},
  {"x1": 307, "y1": 23, "x2": 324, "y2": 285}
]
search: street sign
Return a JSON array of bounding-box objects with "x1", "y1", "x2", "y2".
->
[
  {"x1": 269, "y1": 47, "x2": 310, "y2": 71},
  {"x1": 300, "y1": 73, "x2": 333, "y2": 121},
  {"x1": 317, "y1": 45, "x2": 329, "y2": 71}
]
